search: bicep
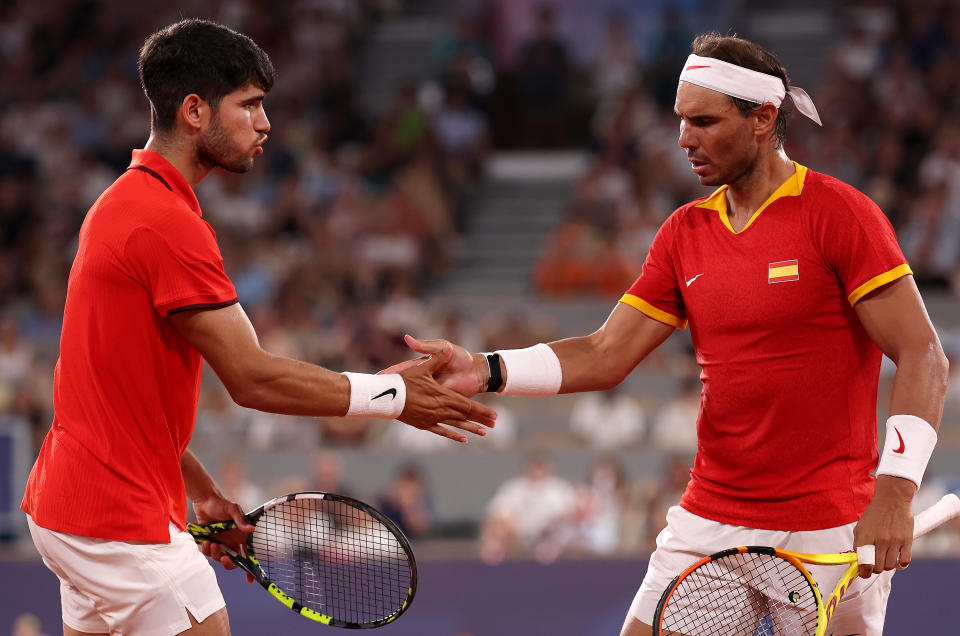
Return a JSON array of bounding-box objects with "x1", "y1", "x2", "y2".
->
[
  {"x1": 169, "y1": 303, "x2": 263, "y2": 388},
  {"x1": 853, "y1": 276, "x2": 938, "y2": 362}
]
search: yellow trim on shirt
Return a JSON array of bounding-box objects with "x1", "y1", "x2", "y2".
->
[
  {"x1": 847, "y1": 264, "x2": 913, "y2": 305},
  {"x1": 695, "y1": 163, "x2": 809, "y2": 234},
  {"x1": 619, "y1": 294, "x2": 688, "y2": 329}
]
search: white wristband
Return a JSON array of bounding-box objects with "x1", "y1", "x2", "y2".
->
[
  {"x1": 876, "y1": 414, "x2": 937, "y2": 488},
  {"x1": 343, "y1": 372, "x2": 406, "y2": 419},
  {"x1": 496, "y1": 343, "x2": 563, "y2": 397}
]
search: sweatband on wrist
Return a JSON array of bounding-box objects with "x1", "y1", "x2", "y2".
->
[
  {"x1": 876, "y1": 414, "x2": 937, "y2": 488},
  {"x1": 495, "y1": 343, "x2": 562, "y2": 397},
  {"x1": 343, "y1": 372, "x2": 406, "y2": 419},
  {"x1": 485, "y1": 353, "x2": 503, "y2": 393}
]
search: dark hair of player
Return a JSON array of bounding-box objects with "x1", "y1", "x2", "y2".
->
[
  {"x1": 691, "y1": 32, "x2": 791, "y2": 149},
  {"x1": 138, "y1": 19, "x2": 276, "y2": 132}
]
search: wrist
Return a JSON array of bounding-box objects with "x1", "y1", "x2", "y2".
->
[
  {"x1": 343, "y1": 372, "x2": 406, "y2": 419},
  {"x1": 875, "y1": 414, "x2": 937, "y2": 489},
  {"x1": 471, "y1": 352, "x2": 490, "y2": 394},
  {"x1": 874, "y1": 474, "x2": 918, "y2": 499},
  {"x1": 495, "y1": 343, "x2": 562, "y2": 397}
]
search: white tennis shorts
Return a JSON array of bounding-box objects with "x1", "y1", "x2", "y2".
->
[
  {"x1": 629, "y1": 505, "x2": 894, "y2": 636},
  {"x1": 26, "y1": 514, "x2": 225, "y2": 635}
]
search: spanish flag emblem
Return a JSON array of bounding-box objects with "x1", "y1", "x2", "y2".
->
[{"x1": 768, "y1": 259, "x2": 799, "y2": 283}]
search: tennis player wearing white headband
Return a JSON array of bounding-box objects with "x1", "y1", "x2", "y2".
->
[{"x1": 389, "y1": 32, "x2": 946, "y2": 636}]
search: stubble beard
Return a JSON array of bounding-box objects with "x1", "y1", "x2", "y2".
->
[{"x1": 197, "y1": 117, "x2": 255, "y2": 174}]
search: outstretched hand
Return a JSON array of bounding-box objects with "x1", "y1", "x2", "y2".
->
[{"x1": 395, "y1": 340, "x2": 495, "y2": 442}]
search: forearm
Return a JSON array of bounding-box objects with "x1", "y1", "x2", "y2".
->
[
  {"x1": 873, "y1": 345, "x2": 948, "y2": 498},
  {"x1": 182, "y1": 448, "x2": 223, "y2": 503},
  {"x1": 887, "y1": 343, "x2": 948, "y2": 430},
  {"x1": 551, "y1": 335, "x2": 632, "y2": 393},
  {"x1": 480, "y1": 305, "x2": 674, "y2": 396},
  {"x1": 227, "y1": 351, "x2": 351, "y2": 417}
]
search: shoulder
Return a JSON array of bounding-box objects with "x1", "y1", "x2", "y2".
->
[
  {"x1": 801, "y1": 169, "x2": 882, "y2": 217},
  {"x1": 656, "y1": 196, "x2": 713, "y2": 237}
]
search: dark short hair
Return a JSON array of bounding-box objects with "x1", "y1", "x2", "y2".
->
[
  {"x1": 691, "y1": 32, "x2": 790, "y2": 148},
  {"x1": 138, "y1": 19, "x2": 276, "y2": 132}
]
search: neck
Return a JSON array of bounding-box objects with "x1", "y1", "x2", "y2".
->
[
  {"x1": 143, "y1": 132, "x2": 212, "y2": 188},
  {"x1": 724, "y1": 148, "x2": 794, "y2": 228}
]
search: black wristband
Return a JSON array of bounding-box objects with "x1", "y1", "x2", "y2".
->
[{"x1": 486, "y1": 353, "x2": 503, "y2": 393}]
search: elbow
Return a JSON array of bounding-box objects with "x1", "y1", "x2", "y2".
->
[
  {"x1": 932, "y1": 342, "x2": 950, "y2": 391},
  {"x1": 222, "y1": 366, "x2": 269, "y2": 410},
  {"x1": 225, "y1": 379, "x2": 259, "y2": 409}
]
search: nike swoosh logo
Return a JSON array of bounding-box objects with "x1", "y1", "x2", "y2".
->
[
  {"x1": 893, "y1": 427, "x2": 905, "y2": 454},
  {"x1": 373, "y1": 388, "x2": 397, "y2": 400},
  {"x1": 686, "y1": 65, "x2": 710, "y2": 70},
  {"x1": 685, "y1": 273, "x2": 704, "y2": 287}
]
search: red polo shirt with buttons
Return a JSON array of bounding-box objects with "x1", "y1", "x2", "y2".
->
[{"x1": 22, "y1": 149, "x2": 238, "y2": 542}]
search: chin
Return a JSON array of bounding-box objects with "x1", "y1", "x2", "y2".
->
[{"x1": 222, "y1": 159, "x2": 255, "y2": 174}]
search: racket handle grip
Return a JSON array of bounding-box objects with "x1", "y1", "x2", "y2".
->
[{"x1": 914, "y1": 493, "x2": 960, "y2": 538}]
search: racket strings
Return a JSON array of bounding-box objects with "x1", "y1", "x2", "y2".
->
[
  {"x1": 659, "y1": 552, "x2": 819, "y2": 635},
  {"x1": 250, "y1": 497, "x2": 411, "y2": 626}
]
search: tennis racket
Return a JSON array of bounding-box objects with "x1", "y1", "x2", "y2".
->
[
  {"x1": 187, "y1": 491, "x2": 417, "y2": 629},
  {"x1": 653, "y1": 492, "x2": 960, "y2": 636}
]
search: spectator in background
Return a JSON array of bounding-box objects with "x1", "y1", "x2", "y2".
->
[
  {"x1": 480, "y1": 452, "x2": 575, "y2": 564},
  {"x1": 0, "y1": 314, "x2": 34, "y2": 403},
  {"x1": 311, "y1": 449, "x2": 348, "y2": 496},
  {"x1": 643, "y1": 455, "x2": 693, "y2": 554},
  {"x1": 568, "y1": 386, "x2": 646, "y2": 450},
  {"x1": 535, "y1": 455, "x2": 632, "y2": 561},
  {"x1": 377, "y1": 464, "x2": 434, "y2": 539},
  {"x1": 644, "y1": 7, "x2": 692, "y2": 109},
  {"x1": 514, "y1": 3, "x2": 572, "y2": 147},
  {"x1": 218, "y1": 456, "x2": 265, "y2": 513},
  {"x1": 432, "y1": 71, "x2": 489, "y2": 225},
  {"x1": 648, "y1": 376, "x2": 700, "y2": 454},
  {"x1": 592, "y1": 8, "x2": 638, "y2": 103}
]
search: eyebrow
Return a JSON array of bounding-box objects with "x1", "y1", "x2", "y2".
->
[{"x1": 241, "y1": 94, "x2": 266, "y2": 105}]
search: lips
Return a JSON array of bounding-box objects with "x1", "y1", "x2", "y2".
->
[{"x1": 689, "y1": 157, "x2": 709, "y2": 174}]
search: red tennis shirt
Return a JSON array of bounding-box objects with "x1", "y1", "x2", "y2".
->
[
  {"x1": 621, "y1": 164, "x2": 911, "y2": 530},
  {"x1": 21, "y1": 149, "x2": 238, "y2": 542}
]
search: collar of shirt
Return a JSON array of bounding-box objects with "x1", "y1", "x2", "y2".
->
[{"x1": 128, "y1": 149, "x2": 202, "y2": 216}]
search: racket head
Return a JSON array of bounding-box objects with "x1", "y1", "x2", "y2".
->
[
  {"x1": 190, "y1": 491, "x2": 417, "y2": 628},
  {"x1": 653, "y1": 546, "x2": 825, "y2": 636}
]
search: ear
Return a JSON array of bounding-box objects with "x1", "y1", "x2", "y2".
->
[
  {"x1": 178, "y1": 94, "x2": 210, "y2": 135},
  {"x1": 754, "y1": 102, "x2": 779, "y2": 141}
]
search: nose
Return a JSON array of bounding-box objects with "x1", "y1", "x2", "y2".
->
[
  {"x1": 677, "y1": 120, "x2": 695, "y2": 150},
  {"x1": 256, "y1": 106, "x2": 271, "y2": 133}
]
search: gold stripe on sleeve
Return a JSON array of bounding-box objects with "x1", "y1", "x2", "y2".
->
[
  {"x1": 618, "y1": 294, "x2": 688, "y2": 329},
  {"x1": 846, "y1": 264, "x2": 913, "y2": 305}
]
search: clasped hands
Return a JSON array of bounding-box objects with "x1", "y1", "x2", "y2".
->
[{"x1": 383, "y1": 335, "x2": 494, "y2": 443}]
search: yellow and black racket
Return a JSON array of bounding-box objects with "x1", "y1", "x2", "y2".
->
[
  {"x1": 653, "y1": 493, "x2": 960, "y2": 636},
  {"x1": 187, "y1": 491, "x2": 417, "y2": 629}
]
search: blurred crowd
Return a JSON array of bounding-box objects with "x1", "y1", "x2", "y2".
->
[
  {"x1": 3, "y1": 0, "x2": 960, "y2": 559},
  {"x1": 533, "y1": 0, "x2": 960, "y2": 299}
]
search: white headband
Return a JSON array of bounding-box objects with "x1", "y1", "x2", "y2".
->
[{"x1": 679, "y1": 54, "x2": 822, "y2": 126}]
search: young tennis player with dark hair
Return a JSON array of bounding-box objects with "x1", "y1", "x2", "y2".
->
[
  {"x1": 392, "y1": 33, "x2": 947, "y2": 636},
  {"x1": 20, "y1": 19, "x2": 495, "y2": 636}
]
